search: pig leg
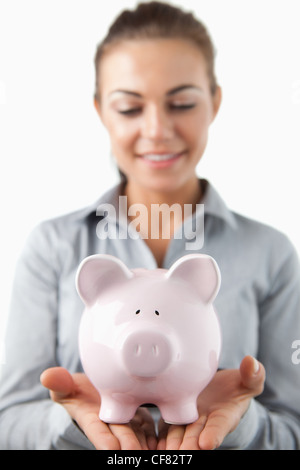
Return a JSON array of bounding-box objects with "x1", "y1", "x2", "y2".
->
[
  {"x1": 99, "y1": 394, "x2": 137, "y2": 424},
  {"x1": 160, "y1": 397, "x2": 199, "y2": 425}
]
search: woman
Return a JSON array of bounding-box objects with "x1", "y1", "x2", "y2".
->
[{"x1": 0, "y1": 2, "x2": 299, "y2": 450}]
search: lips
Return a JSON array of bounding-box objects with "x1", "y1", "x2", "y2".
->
[
  {"x1": 142, "y1": 153, "x2": 181, "y2": 162},
  {"x1": 136, "y1": 151, "x2": 185, "y2": 169}
]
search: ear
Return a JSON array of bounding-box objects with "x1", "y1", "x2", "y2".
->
[
  {"x1": 94, "y1": 97, "x2": 105, "y2": 126},
  {"x1": 166, "y1": 254, "x2": 221, "y2": 304},
  {"x1": 76, "y1": 254, "x2": 133, "y2": 306},
  {"x1": 211, "y1": 85, "x2": 222, "y2": 123},
  {"x1": 94, "y1": 97, "x2": 100, "y2": 115}
]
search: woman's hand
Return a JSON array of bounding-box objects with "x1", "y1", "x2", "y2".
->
[
  {"x1": 157, "y1": 355, "x2": 265, "y2": 450},
  {"x1": 40, "y1": 367, "x2": 157, "y2": 450}
]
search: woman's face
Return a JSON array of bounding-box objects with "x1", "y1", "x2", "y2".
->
[{"x1": 95, "y1": 38, "x2": 221, "y2": 194}]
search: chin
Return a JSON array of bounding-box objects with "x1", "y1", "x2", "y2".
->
[{"x1": 142, "y1": 176, "x2": 189, "y2": 195}]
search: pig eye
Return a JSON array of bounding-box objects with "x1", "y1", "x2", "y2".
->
[
  {"x1": 155, "y1": 310, "x2": 160, "y2": 316},
  {"x1": 135, "y1": 309, "x2": 140, "y2": 315}
]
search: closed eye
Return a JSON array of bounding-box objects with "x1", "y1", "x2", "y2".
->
[
  {"x1": 118, "y1": 108, "x2": 142, "y2": 116},
  {"x1": 118, "y1": 103, "x2": 196, "y2": 116},
  {"x1": 169, "y1": 103, "x2": 196, "y2": 111}
]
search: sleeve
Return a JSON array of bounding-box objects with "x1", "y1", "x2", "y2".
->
[
  {"x1": 0, "y1": 223, "x2": 94, "y2": 450},
  {"x1": 221, "y1": 234, "x2": 300, "y2": 450}
]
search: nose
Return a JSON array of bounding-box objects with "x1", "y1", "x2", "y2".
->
[
  {"x1": 141, "y1": 104, "x2": 174, "y2": 141},
  {"x1": 122, "y1": 330, "x2": 172, "y2": 378}
]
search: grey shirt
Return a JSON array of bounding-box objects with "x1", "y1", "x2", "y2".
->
[{"x1": 1, "y1": 179, "x2": 300, "y2": 450}]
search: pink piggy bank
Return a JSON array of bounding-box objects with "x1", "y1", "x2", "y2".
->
[{"x1": 76, "y1": 253, "x2": 221, "y2": 425}]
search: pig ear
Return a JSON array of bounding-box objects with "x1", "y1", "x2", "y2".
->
[
  {"x1": 166, "y1": 254, "x2": 221, "y2": 304},
  {"x1": 76, "y1": 254, "x2": 133, "y2": 306}
]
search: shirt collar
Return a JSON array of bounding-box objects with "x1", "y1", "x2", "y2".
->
[
  {"x1": 201, "y1": 179, "x2": 237, "y2": 229},
  {"x1": 86, "y1": 178, "x2": 237, "y2": 230}
]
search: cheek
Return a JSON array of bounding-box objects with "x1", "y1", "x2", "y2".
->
[
  {"x1": 107, "y1": 119, "x2": 139, "y2": 155},
  {"x1": 177, "y1": 113, "x2": 210, "y2": 151}
]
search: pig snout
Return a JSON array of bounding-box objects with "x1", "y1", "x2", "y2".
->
[{"x1": 122, "y1": 330, "x2": 172, "y2": 378}]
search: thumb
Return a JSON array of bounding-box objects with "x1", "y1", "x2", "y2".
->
[
  {"x1": 239, "y1": 355, "x2": 266, "y2": 394},
  {"x1": 40, "y1": 367, "x2": 75, "y2": 400}
]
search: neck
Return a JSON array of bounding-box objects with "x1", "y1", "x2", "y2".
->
[
  {"x1": 122, "y1": 176, "x2": 202, "y2": 267},
  {"x1": 124, "y1": 177, "x2": 202, "y2": 211},
  {"x1": 123, "y1": 176, "x2": 202, "y2": 241}
]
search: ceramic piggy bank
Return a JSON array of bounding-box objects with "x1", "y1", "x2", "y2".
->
[{"x1": 76, "y1": 253, "x2": 221, "y2": 425}]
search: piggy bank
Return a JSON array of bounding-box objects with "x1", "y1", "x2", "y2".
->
[{"x1": 76, "y1": 253, "x2": 221, "y2": 425}]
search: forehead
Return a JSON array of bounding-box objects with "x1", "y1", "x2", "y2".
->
[{"x1": 99, "y1": 38, "x2": 209, "y2": 95}]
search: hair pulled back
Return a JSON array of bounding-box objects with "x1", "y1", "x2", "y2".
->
[{"x1": 94, "y1": 1, "x2": 218, "y2": 101}]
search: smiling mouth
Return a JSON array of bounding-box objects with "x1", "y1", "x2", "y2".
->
[{"x1": 138, "y1": 151, "x2": 185, "y2": 162}]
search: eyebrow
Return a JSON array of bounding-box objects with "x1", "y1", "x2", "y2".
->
[
  {"x1": 109, "y1": 84, "x2": 203, "y2": 98},
  {"x1": 166, "y1": 85, "x2": 203, "y2": 96}
]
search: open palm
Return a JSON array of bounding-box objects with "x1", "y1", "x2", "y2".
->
[
  {"x1": 40, "y1": 367, "x2": 157, "y2": 450},
  {"x1": 157, "y1": 356, "x2": 265, "y2": 450}
]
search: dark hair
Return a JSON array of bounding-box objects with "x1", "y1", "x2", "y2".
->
[{"x1": 94, "y1": 1, "x2": 218, "y2": 102}]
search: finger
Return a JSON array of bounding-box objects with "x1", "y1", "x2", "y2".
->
[
  {"x1": 198, "y1": 409, "x2": 234, "y2": 450},
  {"x1": 146, "y1": 432, "x2": 158, "y2": 451},
  {"x1": 109, "y1": 423, "x2": 143, "y2": 450},
  {"x1": 165, "y1": 424, "x2": 185, "y2": 450},
  {"x1": 41, "y1": 368, "x2": 120, "y2": 450},
  {"x1": 179, "y1": 416, "x2": 207, "y2": 450},
  {"x1": 80, "y1": 417, "x2": 121, "y2": 450},
  {"x1": 137, "y1": 408, "x2": 157, "y2": 450},
  {"x1": 157, "y1": 419, "x2": 169, "y2": 450},
  {"x1": 239, "y1": 356, "x2": 265, "y2": 393},
  {"x1": 40, "y1": 367, "x2": 75, "y2": 400}
]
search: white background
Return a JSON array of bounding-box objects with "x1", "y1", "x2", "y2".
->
[{"x1": 0, "y1": 0, "x2": 300, "y2": 360}]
